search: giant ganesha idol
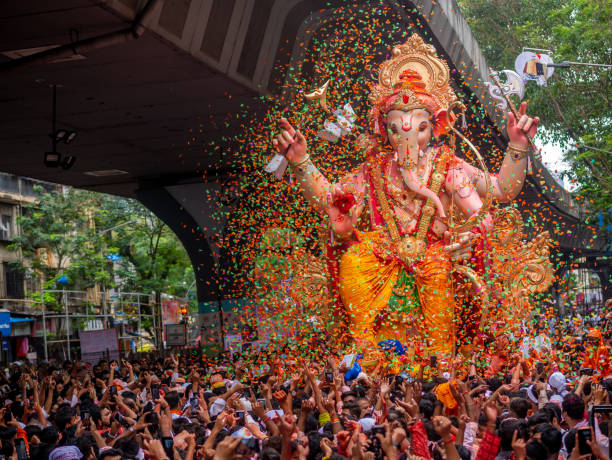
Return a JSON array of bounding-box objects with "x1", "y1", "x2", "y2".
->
[{"x1": 272, "y1": 34, "x2": 554, "y2": 357}]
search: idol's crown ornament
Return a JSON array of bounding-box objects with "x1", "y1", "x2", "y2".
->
[{"x1": 368, "y1": 34, "x2": 461, "y2": 140}]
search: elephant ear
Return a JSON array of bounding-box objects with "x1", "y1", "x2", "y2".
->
[
  {"x1": 369, "y1": 106, "x2": 387, "y2": 145},
  {"x1": 433, "y1": 108, "x2": 455, "y2": 137}
]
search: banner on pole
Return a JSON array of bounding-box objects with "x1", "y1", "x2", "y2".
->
[
  {"x1": 80, "y1": 328, "x2": 119, "y2": 365},
  {"x1": 166, "y1": 324, "x2": 186, "y2": 347}
]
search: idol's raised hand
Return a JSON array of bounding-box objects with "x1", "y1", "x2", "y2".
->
[
  {"x1": 507, "y1": 102, "x2": 539, "y2": 147},
  {"x1": 272, "y1": 118, "x2": 307, "y2": 164}
]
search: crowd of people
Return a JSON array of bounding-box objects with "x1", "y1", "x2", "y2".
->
[{"x1": 0, "y1": 309, "x2": 609, "y2": 460}]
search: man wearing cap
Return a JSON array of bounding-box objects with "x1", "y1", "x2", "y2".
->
[
  {"x1": 208, "y1": 379, "x2": 245, "y2": 418},
  {"x1": 48, "y1": 445, "x2": 84, "y2": 460},
  {"x1": 548, "y1": 372, "x2": 568, "y2": 397}
]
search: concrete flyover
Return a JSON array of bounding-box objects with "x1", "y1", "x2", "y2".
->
[{"x1": 0, "y1": 0, "x2": 608, "y2": 344}]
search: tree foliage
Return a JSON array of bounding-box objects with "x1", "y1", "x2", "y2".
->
[
  {"x1": 94, "y1": 197, "x2": 195, "y2": 297},
  {"x1": 10, "y1": 186, "x2": 194, "y2": 297},
  {"x1": 457, "y1": 0, "x2": 612, "y2": 220},
  {"x1": 9, "y1": 187, "x2": 109, "y2": 287}
]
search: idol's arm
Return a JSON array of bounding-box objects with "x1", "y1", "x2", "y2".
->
[
  {"x1": 460, "y1": 102, "x2": 538, "y2": 203},
  {"x1": 459, "y1": 145, "x2": 529, "y2": 203},
  {"x1": 491, "y1": 145, "x2": 530, "y2": 202},
  {"x1": 273, "y1": 117, "x2": 332, "y2": 214},
  {"x1": 290, "y1": 154, "x2": 366, "y2": 244},
  {"x1": 290, "y1": 156, "x2": 332, "y2": 213}
]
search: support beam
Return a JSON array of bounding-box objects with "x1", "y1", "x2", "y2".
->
[{"x1": 135, "y1": 186, "x2": 223, "y2": 348}]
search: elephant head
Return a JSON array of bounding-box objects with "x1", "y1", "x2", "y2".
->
[{"x1": 386, "y1": 108, "x2": 446, "y2": 218}]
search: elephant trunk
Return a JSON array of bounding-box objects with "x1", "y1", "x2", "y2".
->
[{"x1": 400, "y1": 168, "x2": 447, "y2": 218}]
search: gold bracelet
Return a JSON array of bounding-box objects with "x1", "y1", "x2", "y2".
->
[
  {"x1": 507, "y1": 143, "x2": 530, "y2": 162},
  {"x1": 508, "y1": 142, "x2": 530, "y2": 152},
  {"x1": 290, "y1": 154, "x2": 310, "y2": 169},
  {"x1": 293, "y1": 158, "x2": 318, "y2": 179}
]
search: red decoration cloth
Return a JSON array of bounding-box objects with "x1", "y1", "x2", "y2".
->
[{"x1": 475, "y1": 430, "x2": 501, "y2": 460}]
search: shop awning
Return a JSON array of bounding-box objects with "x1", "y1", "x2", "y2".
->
[{"x1": 10, "y1": 317, "x2": 35, "y2": 323}]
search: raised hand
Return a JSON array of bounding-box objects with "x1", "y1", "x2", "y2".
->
[
  {"x1": 321, "y1": 397, "x2": 336, "y2": 415},
  {"x1": 301, "y1": 399, "x2": 316, "y2": 414},
  {"x1": 380, "y1": 378, "x2": 391, "y2": 398},
  {"x1": 568, "y1": 432, "x2": 592, "y2": 460},
  {"x1": 396, "y1": 397, "x2": 419, "y2": 417},
  {"x1": 213, "y1": 436, "x2": 242, "y2": 460},
  {"x1": 498, "y1": 394, "x2": 510, "y2": 407},
  {"x1": 507, "y1": 102, "x2": 539, "y2": 147},
  {"x1": 289, "y1": 374, "x2": 301, "y2": 391},
  {"x1": 470, "y1": 384, "x2": 488, "y2": 396},
  {"x1": 272, "y1": 118, "x2": 307, "y2": 164},
  {"x1": 512, "y1": 430, "x2": 526, "y2": 460},
  {"x1": 320, "y1": 438, "x2": 333, "y2": 458},
  {"x1": 432, "y1": 416, "x2": 453, "y2": 440},
  {"x1": 376, "y1": 423, "x2": 397, "y2": 459},
  {"x1": 278, "y1": 414, "x2": 297, "y2": 439},
  {"x1": 143, "y1": 439, "x2": 168, "y2": 460},
  {"x1": 251, "y1": 399, "x2": 266, "y2": 419},
  {"x1": 585, "y1": 428, "x2": 607, "y2": 460}
]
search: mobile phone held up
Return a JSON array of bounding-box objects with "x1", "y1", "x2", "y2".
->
[
  {"x1": 577, "y1": 428, "x2": 592, "y2": 456},
  {"x1": 162, "y1": 437, "x2": 174, "y2": 458},
  {"x1": 14, "y1": 438, "x2": 27, "y2": 460}
]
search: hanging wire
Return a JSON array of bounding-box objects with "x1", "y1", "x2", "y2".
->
[{"x1": 574, "y1": 143, "x2": 612, "y2": 155}]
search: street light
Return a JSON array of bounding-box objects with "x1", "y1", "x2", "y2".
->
[
  {"x1": 45, "y1": 85, "x2": 78, "y2": 169},
  {"x1": 548, "y1": 60, "x2": 612, "y2": 69}
]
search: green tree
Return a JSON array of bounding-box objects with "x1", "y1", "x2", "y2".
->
[
  {"x1": 457, "y1": 0, "x2": 612, "y2": 220},
  {"x1": 94, "y1": 196, "x2": 195, "y2": 297},
  {"x1": 9, "y1": 186, "x2": 109, "y2": 288},
  {"x1": 10, "y1": 186, "x2": 195, "y2": 297}
]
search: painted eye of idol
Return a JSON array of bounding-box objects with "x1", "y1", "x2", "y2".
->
[
  {"x1": 417, "y1": 121, "x2": 428, "y2": 132},
  {"x1": 390, "y1": 124, "x2": 399, "y2": 134}
]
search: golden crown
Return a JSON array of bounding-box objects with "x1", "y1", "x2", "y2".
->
[
  {"x1": 369, "y1": 34, "x2": 458, "y2": 112},
  {"x1": 389, "y1": 88, "x2": 424, "y2": 113}
]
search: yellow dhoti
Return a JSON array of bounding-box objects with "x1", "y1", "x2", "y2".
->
[{"x1": 338, "y1": 230, "x2": 454, "y2": 355}]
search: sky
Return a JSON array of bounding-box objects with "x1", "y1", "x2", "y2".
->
[{"x1": 536, "y1": 136, "x2": 574, "y2": 190}]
